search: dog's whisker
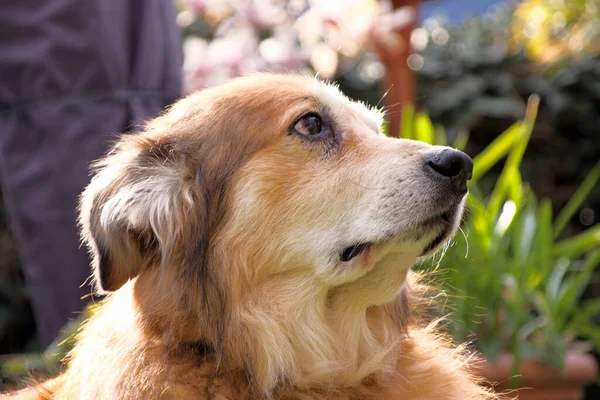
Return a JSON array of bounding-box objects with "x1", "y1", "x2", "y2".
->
[
  {"x1": 376, "y1": 85, "x2": 394, "y2": 109},
  {"x1": 458, "y1": 226, "x2": 469, "y2": 259},
  {"x1": 340, "y1": 176, "x2": 388, "y2": 191}
]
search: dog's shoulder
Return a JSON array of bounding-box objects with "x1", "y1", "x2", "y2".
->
[{"x1": 46, "y1": 292, "x2": 250, "y2": 399}]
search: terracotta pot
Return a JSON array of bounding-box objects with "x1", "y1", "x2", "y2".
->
[{"x1": 475, "y1": 352, "x2": 598, "y2": 400}]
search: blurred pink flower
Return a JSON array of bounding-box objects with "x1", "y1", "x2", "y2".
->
[{"x1": 179, "y1": 0, "x2": 415, "y2": 91}]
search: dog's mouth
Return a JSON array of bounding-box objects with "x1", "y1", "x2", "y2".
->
[
  {"x1": 420, "y1": 228, "x2": 450, "y2": 256},
  {"x1": 339, "y1": 207, "x2": 459, "y2": 262},
  {"x1": 418, "y1": 207, "x2": 458, "y2": 256}
]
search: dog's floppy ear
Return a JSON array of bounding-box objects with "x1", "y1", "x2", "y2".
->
[
  {"x1": 80, "y1": 84, "x2": 271, "y2": 296},
  {"x1": 79, "y1": 134, "x2": 192, "y2": 293}
]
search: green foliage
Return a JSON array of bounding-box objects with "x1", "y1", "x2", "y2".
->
[
  {"x1": 0, "y1": 303, "x2": 95, "y2": 385},
  {"x1": 408, "y1": 99, "x2": 600, "y2": 377},
  {"x1": 553, "y1": 160, "x2": 600, "y2": 238}
]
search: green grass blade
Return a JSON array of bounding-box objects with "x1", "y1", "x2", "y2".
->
[
  {"x1": 517, "y1": 205, "x2": 536, "y2": 263},
  {"x1": 538, "y1": 199, "x2": 554, "y2": 281},
  {"x1": 400, "y1": 104, "x2": 415, "y2": 139},
  {"x1": 554, "y1": 224, "x2": 600, "y2": 258},
  {"x1": 546, "y1": 258, "x2": 569, "y2": 305},
  {"x1": 553, "y1": 158, "x2": 600, "y2": 238},
  {"x1": 452, "y1": 129, "x2": 470, "y2": 152},
  {"x1": 487, "y1": 95, "x2": 539, "y2": 220},
  {"x1": 554, "y1": 251, "x2": 600, "y2": 330},
  {"x1": 508, "y1": 170, "x2": 524, "y2": 212},
  {"x1": 435, "y1": 123, "x2": 447, "y2": 146},
  {"x1": 488, "y1": 168, "x2": 521, "y2": 226},
  {"x1": 471, "y1": 122, "x2": 522, "y2": 183},
  {"x1": 568, "y1": 299, "x2": 600, "y2": 349}
]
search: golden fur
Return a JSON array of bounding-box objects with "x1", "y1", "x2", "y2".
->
[{"x1": 7, "y1": 75, "x2": 498, "y2": 399}]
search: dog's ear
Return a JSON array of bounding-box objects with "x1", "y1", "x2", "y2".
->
[
  {"x1": 80, "y1": 85, "x2": 270, "y2": 297},
  {"x1": 79, "y1": 134, "x2": 194, "y2": 293}
]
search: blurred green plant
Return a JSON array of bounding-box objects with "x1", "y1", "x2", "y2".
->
[
  {"x1": 406, "y1": 97, "x2": 600, "y2": 383},
  {"x1": 414, "y1": 3, "x2": 600, "y2": 231},
  {"x1": 0, "y1": 304, "x2": 94, "y2": 387}
]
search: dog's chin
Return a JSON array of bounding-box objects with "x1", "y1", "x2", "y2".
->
[
  {"x1": 416, "y1": 206, "x2": 462, "y2": 258},
  {"x1": 417, "y1": 226, "x2": 453, "y2": 259}
]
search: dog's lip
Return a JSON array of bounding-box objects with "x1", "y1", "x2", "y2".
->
[
  {"x1": 339, "y1": 204, "x2": 462, "y2": 262},
  {"x1": 417, "y1": 205, "x2": 460, "y2": 256},
  {"x1": 340, "y1": 242, "x2": 371, "y2": 262},
  {"x1": 420, "y1": 228, "x2": 451, "y2": 256}
]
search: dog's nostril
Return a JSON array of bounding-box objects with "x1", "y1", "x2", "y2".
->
[
  {"x1": 426, "y1": 159, "x2": 462, "y2": 178},
  {"x1": 424, "y1": 149, "x2": 473, "y2": 185}
]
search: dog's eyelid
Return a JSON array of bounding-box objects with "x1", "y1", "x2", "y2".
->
[{"x1": 292, "y1": 110, "x2": 320, "y2": 122}]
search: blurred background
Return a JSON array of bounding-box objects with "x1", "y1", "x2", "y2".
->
[{"x1": 1, "y1": 0, "x2": 599, "y2": 398}]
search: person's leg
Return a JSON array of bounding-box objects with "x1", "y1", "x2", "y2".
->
[
  {"x1": 0, "y1": 0, "x2": 181, "y2": 346},
  {"x1": 0, "y1": 102, "x2": 127, "y2": 343}
]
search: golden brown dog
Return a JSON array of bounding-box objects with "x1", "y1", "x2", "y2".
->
[{"x1": 9, "y1": 74, "x2": 496, "y2": 399}]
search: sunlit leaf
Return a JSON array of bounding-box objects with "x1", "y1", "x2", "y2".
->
[
  {"x1": 554, "y1": 225, "x2": 600, "y2": 258},
  {"x1": 400, "y1": 104, "x2": 415, "y2": 139},
  {"x1": 471, "y1": 122, "x2": 522, "y2": 183},
  {"x1": 452, "y1": 129, "x2": 470, "y2": 152},
  {"x1": 434, "y1": 123, "x2": 447, "y2": 146},
  {"x1": 415, "y1": 112, "x2": 435, "y2": 144}
]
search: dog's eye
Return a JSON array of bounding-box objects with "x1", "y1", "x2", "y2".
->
[{"x1": 293, "y1": 114, "x2": 323, "y2": 136}]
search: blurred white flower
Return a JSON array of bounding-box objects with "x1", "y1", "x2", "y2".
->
[
  {"x1": 406, "y1": 53, "x2": 424, "y2": 71},
  {"x1": 311, "y1": 43, "x2": 338, "y2": 78},
  {"x1": 431, "y1": 27, "x2": 449, "y2": 46},
  {"x1": 411, "y1": 28, "x2": 429, "y2": 51}
]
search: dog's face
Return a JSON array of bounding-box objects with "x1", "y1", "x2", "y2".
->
[
  {"x1": 212, "y1": 76, "x2": 471, "y2": 291},
  {"x1": 80, "y1": 74, "x2": 472, "y2": 389}
]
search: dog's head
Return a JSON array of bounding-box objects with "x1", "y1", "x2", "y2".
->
[{"x1": 80, "y1": 74, "x2": 472, "y2": 391}]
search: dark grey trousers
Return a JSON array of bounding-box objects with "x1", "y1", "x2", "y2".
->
[{"x1": 0, "y1": 0, "x2": 182, "y2": 345}]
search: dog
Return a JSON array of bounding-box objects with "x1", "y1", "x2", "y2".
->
[{"x1": 8, "y1": 74, "x2": 496, "y2": 399}]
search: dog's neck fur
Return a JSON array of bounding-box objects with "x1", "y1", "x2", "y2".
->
[
  {"x1": 112, "y1": 251, "x2": 416, "y2": 397},
  {"x1": 56, "y1": 272, "x2": 494, "y2": 400},
  {"x1": 50, "y1": 243, "x2": 497, "y2": 400}
]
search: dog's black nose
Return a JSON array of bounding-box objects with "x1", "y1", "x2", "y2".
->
[{"x1": 424, "y1": 149, "x2": 473, "y2": 192}]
